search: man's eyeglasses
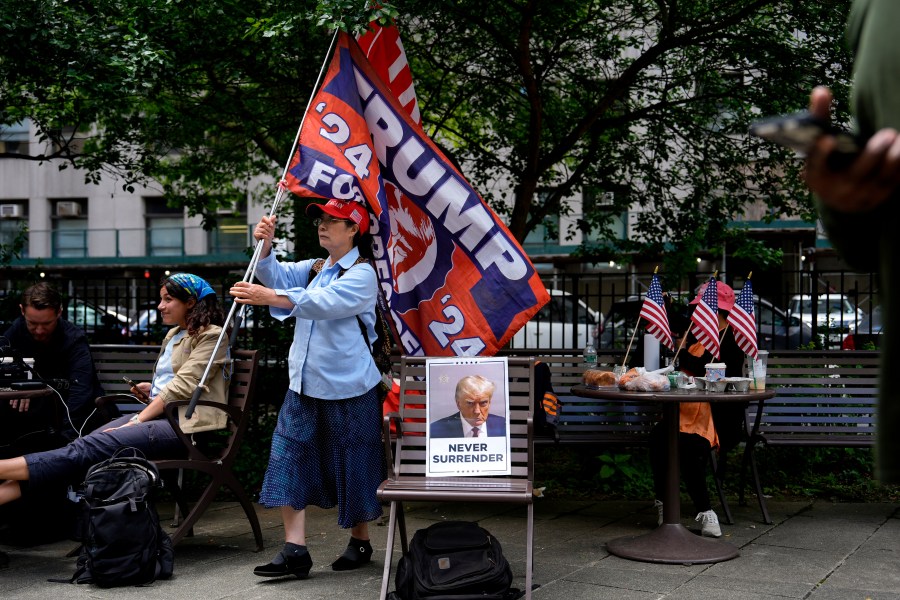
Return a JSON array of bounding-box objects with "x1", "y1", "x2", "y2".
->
[{"x1": 313, "y1": 216, "x2": 351, "y2": 227}]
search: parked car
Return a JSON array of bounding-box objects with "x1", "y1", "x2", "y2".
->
[
  {"x1": 508, "y1": 289, "x2": 600, "y2": 350},
  {"x1": 128, "y1": 302, "x2": 258, "y2": 345},
  {"x1": 788, "y1": 294, "x2": 865, "y2": 349},
  {"x1": 126, "y1": 306, "x2": 165, "y2": 345},
  {"x1": 842, "y1": 305, "x2": 883, "y2": 350},
  {"x1": 65, "y1": 297, "x2": 130, "y2": 343},
  {"x1": 598, "y1": 295, "x2": 813, "y2": 352}
]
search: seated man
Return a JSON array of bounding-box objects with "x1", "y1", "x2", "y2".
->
[
  {"x1": 430, "y1": 375, "x2": 507, "y2": 438},
  {"x1": 1, "y1": 282, "x2": 108, "y2": 451}
]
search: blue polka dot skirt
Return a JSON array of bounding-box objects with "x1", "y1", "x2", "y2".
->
[{"x1": 259, "y1": 386, "x2": 385, "y2": 529}]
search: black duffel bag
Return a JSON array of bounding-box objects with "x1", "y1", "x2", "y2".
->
[{"x1": 391, "y1": 521, "x2": 519, "y2": 600}]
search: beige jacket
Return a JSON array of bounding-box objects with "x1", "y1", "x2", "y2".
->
[{"x1": 155, "y1": 325, "x2": 229, "y2": 433}]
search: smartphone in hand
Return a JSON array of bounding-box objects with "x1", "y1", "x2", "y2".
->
[
  {"x1": 123, "y1": 376, "x2": 150, "y2": 403},
  {"x1": 749, "y1": 111, "x2": 862, "y2": 157}
]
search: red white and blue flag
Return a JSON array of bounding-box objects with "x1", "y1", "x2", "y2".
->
[
  {"x1": 691, "y1": 276, "x2": 721, "y2": 359},
  {"x1": 728, "y1": 280, "x2": 758, "y2": 359},
  {"x1": 284, "y1": 32, "x2": 549, "y2": 357},
  {"x1": 639, "y1": 274, "x2": 673, "y2": 350},
  {"x1": 356, "y1": 23, "x2": 421, "y2": 125}
]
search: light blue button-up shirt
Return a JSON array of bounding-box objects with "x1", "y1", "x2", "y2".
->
[{"x1": 255, "y1": 247, "x2": 381, "y2": 399}]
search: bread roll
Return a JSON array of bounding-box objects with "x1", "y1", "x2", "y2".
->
[{"x1": 583, "y1": 369, "x2": 617, "y2": 387}]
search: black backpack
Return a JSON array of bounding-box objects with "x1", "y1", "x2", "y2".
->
[
  {"x1": 391, "y1": 521, "x2": 518, "y2": 600},
  {"x1": 62, "y1": 449, "x2": 174, "y2": 587},
  {"x1": 309, "y1": 257, "x2": 396, "y2": 392}
]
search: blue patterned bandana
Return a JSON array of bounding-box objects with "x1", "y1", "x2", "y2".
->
[{"x1": 168, "y1": 273, "x2": 215, "y2": 300}]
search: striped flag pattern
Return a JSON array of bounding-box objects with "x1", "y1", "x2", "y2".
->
[
  {"x1": 728, "y1": 280, "x2": 759, "y2": 359},
  {"x1": 357, "y1": 23, "x2": 421, "y2": 124},
  {"x1": 691, "y1": 276, "x2": 721, "y2": 359},
  {"x1": 639, "y1": 274, "x2": 674, "y2": 350}
]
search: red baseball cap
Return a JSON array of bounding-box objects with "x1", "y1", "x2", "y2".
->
[
  {"x1": 690, "y1": 281, "x2": 735, "y2": 311},
  {"x1": 305, "y1": 199, "x2": 370, "y2": 235}
]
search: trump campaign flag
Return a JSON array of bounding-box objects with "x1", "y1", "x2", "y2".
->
[
  {"x1": 356, "y1": 22, "x2": 421, "y2": 125},
  {"x1": 691, "y1": 276, "x2": 721, "y2": 359},
  {"x1": 284, "y1": 33, "x2": 549, "y2": 357},
  {"x1": 728, "y1": 279, "x2": 758, "y2": 359},
  {"x1": 639, "y1": 274, "x2": 673, "y2": 350}
]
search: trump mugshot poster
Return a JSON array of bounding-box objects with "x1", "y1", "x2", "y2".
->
[{"x1": 425, "y1": 357, "x2": 510, "y2": 477}]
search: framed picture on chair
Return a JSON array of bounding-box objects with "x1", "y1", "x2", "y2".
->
[{"x1": 425, "y1": 356, "x2": 510, "y2": 477}]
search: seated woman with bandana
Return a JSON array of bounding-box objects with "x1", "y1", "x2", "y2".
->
[{"x1": 0, "y1": 273, "x2": 228, "y2": 509}]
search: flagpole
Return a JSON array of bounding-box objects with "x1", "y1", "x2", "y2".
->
[
  {"x1": 622, "y1": 321, "x2": 641, "y2": 370},
  {"x1": 621, "y1": 266, "x2": 660, "y2": 369},
  {"x1": 185, "y1": 29, "x2": 342, "y2": 419},
  {"x1": 671, "y1": 326, "x2": 690, "y2": 366}
]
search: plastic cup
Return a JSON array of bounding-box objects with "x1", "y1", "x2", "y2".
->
[
  {"x1": 705, "y1": 362, "x2": 726, "y2": 382},
  {"x1": 748, "y1": 350, "x2": 768, "y2": 390}
]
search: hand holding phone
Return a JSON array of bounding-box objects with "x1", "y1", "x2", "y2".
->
[
  {"x1": 749, "y1": 111, "x2": 862, "y2": 158},
  {"x1": 123, "y1": 376, "x2": 150, "y2": 403}
]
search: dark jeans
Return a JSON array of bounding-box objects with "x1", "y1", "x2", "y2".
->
[
  {"x1": 649, "y1": 422, "x2": 712, "y2": 514},
  {"x1": 24, "y1": 415, "x2": 184, "y2": 490}
]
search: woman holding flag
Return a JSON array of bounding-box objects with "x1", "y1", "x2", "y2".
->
[
  {"x1": 231, "y1": 199, "x2": 384, "y2": 579},
  {"x1": 648, "y1": 278, "x2": 748, "y2": 538}
]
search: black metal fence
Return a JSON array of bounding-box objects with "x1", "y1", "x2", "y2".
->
[
  {"x1": 0, "y1": 265, "x2": 882, "y2": 410},
  {"x1": 514, "y1": 266, "x2": 881, "y2": 353}
]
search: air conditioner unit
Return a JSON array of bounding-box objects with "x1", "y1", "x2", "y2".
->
[
  {"x1": 56, "y1": 201, "x2": 82, "y2": 217},
  {"x1": 597, "y1": 192, "x2": 615, "y2": 207},
  {"x1": 0, "y1": 204, "x2": 23, "y2": 218}
]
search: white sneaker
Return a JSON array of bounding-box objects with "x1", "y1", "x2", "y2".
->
[
  {"x1": 655, "y1": 500, "x2": 664, "y2": 526},
  {"x1": 695, "y1": 510, "x2": 722, "y2": 537}
]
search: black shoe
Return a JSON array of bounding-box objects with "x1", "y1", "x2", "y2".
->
[
  {"x1": 254, "y1": 551, "x2": 313, "y2": 579},
  {"x1": 331, "y1": 537, "x2": 373, "y2": 571}
]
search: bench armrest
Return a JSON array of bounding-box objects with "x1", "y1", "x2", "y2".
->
[{"x1": 161, "y1": 400, "x2": 238, "y2": 460}]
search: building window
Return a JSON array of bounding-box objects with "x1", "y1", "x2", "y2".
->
[
  {"x1": 208, "y1": 198, "x2": 248, "y2": 254},
  {"x1": 209, "y1": 216, "x2": 249, "y2": 254},
  {"x1": 523, "y1": 190, "x2": 560, "y2": 249},
  {"x1": 52, "y1": 199, "x2": 87, "y2": 258},
  {"x1": 582, "y1": 188, "x2": 626, "y2": 242},
  {"x1": 0, "y1": 120, "x2": 30, "y2": 155},
  {"x1": 0, "y1": 201, "x2": 28, "y2": 258},
  {"x1": 145, "y1": 197, "x2": 184, "y2": 257}
]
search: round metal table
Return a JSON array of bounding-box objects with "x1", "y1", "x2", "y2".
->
[
  {"x1": 0, "y1": 384, "x2": 54, "y2": 402},
  {"x1": 570, "y1": 384, "x2": 774, "y2": 564}
]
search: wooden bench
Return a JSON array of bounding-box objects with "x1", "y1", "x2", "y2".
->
[
  {"x1": 377, "y1": 356, "x2": 536, "y2": 600},
  {"x1": 90, "y1": 344, "x2": 161, "y2": 417},
  {"x1": 89, "y1": 343, "x2": 264, "y2": 549},
  {"x1": 740, "y1": 350, "x2": 880, "y2": 524},
  {"x1": 535, "y1": 351, "x2": 661, "y2": 446}
]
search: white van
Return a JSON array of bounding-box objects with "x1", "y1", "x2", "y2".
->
[{"x1": 788, "y1": 294, "x2": 865, "y2": 348}]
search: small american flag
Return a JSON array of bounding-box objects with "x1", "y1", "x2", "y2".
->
[
  {"x1": 728, "y1": 280, "x2": 758, "y2": 359},
  {"x1": 640, "y1": 274, "x2": 673, "y2": 350},
  {"x1": 691, "y1": 276, "x2": 721, "y2": 359}
]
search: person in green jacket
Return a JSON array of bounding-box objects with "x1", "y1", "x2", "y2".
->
[{"x1": 804, "y1": 0, "x2": 900, "y2": 484}]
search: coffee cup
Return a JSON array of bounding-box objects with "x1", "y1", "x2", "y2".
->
[{"x1": 705, "y1": 362, "x2": 726, "y2": 382}]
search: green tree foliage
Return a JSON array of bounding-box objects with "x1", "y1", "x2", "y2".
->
[
  {"x1": 1, "y1": 1, "x2": 851, "y2": 272},
  {"x1": 398, "y1": 1, "x2": 852, "y2": 273}
]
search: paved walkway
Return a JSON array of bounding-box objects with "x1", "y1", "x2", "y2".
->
[{"x1": 2, "y1": 497, "x2": 899, "y2": 599}]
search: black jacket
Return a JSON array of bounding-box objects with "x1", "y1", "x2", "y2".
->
[{"x1": 2, "y1": 317, "x2": 106, "y2": 437}]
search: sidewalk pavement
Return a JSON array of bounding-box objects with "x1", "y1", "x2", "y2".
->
[{"x1": 2, "y1": 496, "x2": 899, "y2": 599}]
